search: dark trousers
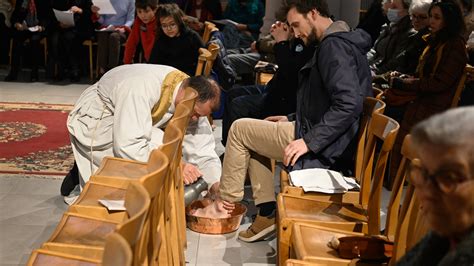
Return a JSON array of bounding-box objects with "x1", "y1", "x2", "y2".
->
[
  {"x1": 48, "y1": 28, "x2": 87, "y2": 77},
  {"x1": 96, "y1": 30, "x2": 126, "y2": 73},
  {"x1": 9, "y1": 29, "x2": 44, "y2": 75},
  {"x1": 222, "y1": 84, "x2": 267, "y2": 146}
]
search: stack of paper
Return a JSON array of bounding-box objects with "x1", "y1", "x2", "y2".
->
[{"x1": 289, "y1": 168, "x2": 360, "y2": 193}]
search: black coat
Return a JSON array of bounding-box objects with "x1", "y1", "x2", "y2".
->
[
  {"x1": 149, "y1": 27, "x2": 204, "y2": 76},
  {"x1": 290, "y1": 25, "x2": 373, "y2": 175},
  {"x1": 262, "y1": 38, "x2": 315, "y2": 116}
]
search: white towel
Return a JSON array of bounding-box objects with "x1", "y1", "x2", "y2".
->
[{"x1": 289, "y1": 168, "x2": 360, "y2": 193}]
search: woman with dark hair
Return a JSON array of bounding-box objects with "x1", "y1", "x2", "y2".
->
[
  {"x1": 149, "y1": 3, "x2": 204, "y2": 75},
  {"x1": 385, "y1": 0, "x2": 468, "y2": 186}
]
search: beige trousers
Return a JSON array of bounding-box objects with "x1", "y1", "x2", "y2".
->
[{"x1": 219, "y1": 118, "x2": 295, "y2": 205}]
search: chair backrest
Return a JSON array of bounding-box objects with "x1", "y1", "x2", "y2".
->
[
  {"x1": 180, "y1": 87, "x2": 198, "y2": 114},
  {"x1": 373, "y1": 86, "x2": 384, "y2": 100},
  {"x1": 202, "y1": 21, "x2": 218, "y2": 44},
  {"x1": 116, "y1": 182, "x2": 150, "y2": 248},
  {"x1": 102, "y1": 233, "x2": 133, "y2": 266},
  {"x1": 169, "y1": 104, "x2": 193, "y2": 141},
  {"x1": 195, "y1": 43, "x2": 220, "y2": 77},
  {"x1": 384, "y1": 135, "x2": 416, "y2": 238},
  {"x1": 451, "y1": 64, "x2": 474, "y2": 108},
  {"x1": 362, "y1": 113, "x2": 400, "y2": 235},
  {"x1": 389, "y1": 185, "x2": 419, "y2": 265},
  {"x1": 355, "y1": 97, "x2": 386, "y2": 183},
  {"x1": 142, "y1": 149, "x2": 169, "y2": 198}
]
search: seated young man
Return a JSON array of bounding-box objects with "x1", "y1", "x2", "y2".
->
[{"x1": 195, "y1": 0, "x2": 373, "y2": 242}]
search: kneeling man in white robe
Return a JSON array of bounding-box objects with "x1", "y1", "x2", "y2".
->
[{"x1": 64, "y1": 64, "x2": 222, "y2": 202}]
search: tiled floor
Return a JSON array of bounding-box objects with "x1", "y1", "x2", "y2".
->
[{"x1": 0, "y1": 68, "x2": 393, "y2": 265}]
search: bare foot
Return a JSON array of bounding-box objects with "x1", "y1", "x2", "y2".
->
[{"x1": 193, "y1": 199, "x2": 233, "y2": 219}]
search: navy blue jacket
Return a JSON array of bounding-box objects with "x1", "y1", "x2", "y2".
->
[{"x1": 290, "y1": 23, "x2": 373, "y2": 175}]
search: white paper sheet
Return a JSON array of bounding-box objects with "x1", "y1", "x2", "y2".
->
[
  {"x1": 98, "y1": 199, "x2": 126, "y2": 211},
  {"x1": 93, "y1": 0, "x2": 117, "y2": 15},
  {"x1": 289, "y1": 168, "x2": 360, "y2": 194},
  {"x1": 53, "y1": 9, "x2": 75, "y2": 27}
]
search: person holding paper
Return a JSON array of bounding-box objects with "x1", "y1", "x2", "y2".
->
[
  {"x1": 194, "y1": 0, "x2": 372, "y2": 242},
  {"x1": 5, "y1": 0, "x2": 52, "y2": 82},
  {"x1": 48, "y1": 0, "x2": 94, "y2": 82},
  {"x1": 92, "y1": 0, "x2": 134, "y2": 77}
]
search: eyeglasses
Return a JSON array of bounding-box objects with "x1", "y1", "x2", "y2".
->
[
  {"x1": 409, "y1": 159, "x2": 470, "y2": 193},
  {"x1": 161, "y1": 23, "x2": 178, "y2": 30},
  {"x1": 410, "y1": 14, "x2": 429, "y2": 20}
]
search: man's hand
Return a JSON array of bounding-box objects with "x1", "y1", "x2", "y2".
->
[
  {"x1": 182, "y1": 162, "x2": 202, "y2": 185},
  {"x1": 264, "y1": 115, "x2": 288, "y2": 122},
  {"x1": 14, "y1": 22, "x2": 26, "y2": 31},
  {"x1": 91, "y1": 5, "x2": 100, "y2": 14},
  {"x1": 283, "y1": 139, "x2": 309, "y2": 166},
  {"x1": 70, "y1": 6, "x2": 83, "y2": 14}
]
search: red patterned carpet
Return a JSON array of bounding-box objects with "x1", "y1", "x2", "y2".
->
[{"x1": 0, "y1": 102, "x2": 74, "y2": 176}]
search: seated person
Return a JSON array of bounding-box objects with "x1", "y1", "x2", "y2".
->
[
  {"x1": 367, "y1": 0, "x2": 415, "y2": 75},
  {"x1": 221, "y1": 20, "x2": 315, "y2": 146},
  {"x1": 385, "y1": 0, "x2": 467, "y2": 184},
  {"x1": 48, "y1": 0, "x2": 94, "y2": 82},
  {"x1": 373, "y1": 0, "x2": 432, "y2": 84},
  {"x1": 149, "y1": 3, "x2": 204, "y2": 76},
  {"x1": 5, "y1": 0, "x2": 52, "y2": 82},
  {"x1": 123, "y1": 0, "x2": 158, "y2": 64},
  {"x1": 357, "y1": 0, "x2": 389, "y2": 46},
  {"x1": 92, "y1": 0, "x2": 135, "y2": 77},
  {"x1": 183, "y1": 0, "x2": 222, "y2": 32},
  {"x1": 62, "y1": 64, "x2": 222, "y2": 203},
  {"x1": 195, "y1": 0, "x2": 373, "y2": 242},
  {"x1": 396, "y1": 107, "x2": 474, "y2": 265},
  {"x1": 220, "y1": 0, "x2": 264, "y2": 48}
]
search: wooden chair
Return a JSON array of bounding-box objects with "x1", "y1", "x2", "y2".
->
[
  {"x1": 82, "y1": 40, "x2": 97, "y2": 81},
  {"x1": 451, "y1": 64, "x2": 474, "y2": 108},
  {"x1": 9, "y1": 38, "x2": 48, "y2": 69},
  {"x1": 201, "y1": 21, "x2": 218, "y2": 44},
  {"x1": 195, "y1": 42, "x2": 220, "y2": 77},
  {"x1": 152, "y1": 124, "x2": 185, "y2": 265},
  {"x1": 373, "y1": 86, "x2": 384, "y2": 100},
  {"x1": 277, "y1": 112, "x2": 400, "y2": 265},
  {"x1": 27, "y1": 233, "x2": 132, "y2": 266},
  {"x1": 280, "y1": 97, "x2": 386, "y2": 205},
  {"x1": 288, "y1": 135, "x2": 416, "y2": 265},
  {"x1": 163, "y1": 104, "x2": 195, "y2": 265},
  {"x1": 194, "y1": 43, "x2": 219, "y2": 125},
  {"x1": 72, "y1": 149, "x2": 169, "y2": 265},
  {"x1": 42, "y1": 182, "x2": 150, "y2": 265}
]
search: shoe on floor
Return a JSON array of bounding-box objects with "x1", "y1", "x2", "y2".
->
[
  {"x1": 61, "y1": 163, "x2": 79, "y2": 196},
  {"x1": 238, "y1": 212, "x2": 276, "y2": 242}
]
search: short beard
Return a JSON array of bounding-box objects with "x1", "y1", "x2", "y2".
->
[{"x1": 306, "y1": 27, "x2": 318, "y2": 45}]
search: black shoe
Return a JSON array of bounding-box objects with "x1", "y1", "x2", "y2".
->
[
  {"x1": 61, "y1": 162, "x2": 79, "y2": 196},
  {"x1": 4, "y1": 72, "x2": 18, "y2": 81}
]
